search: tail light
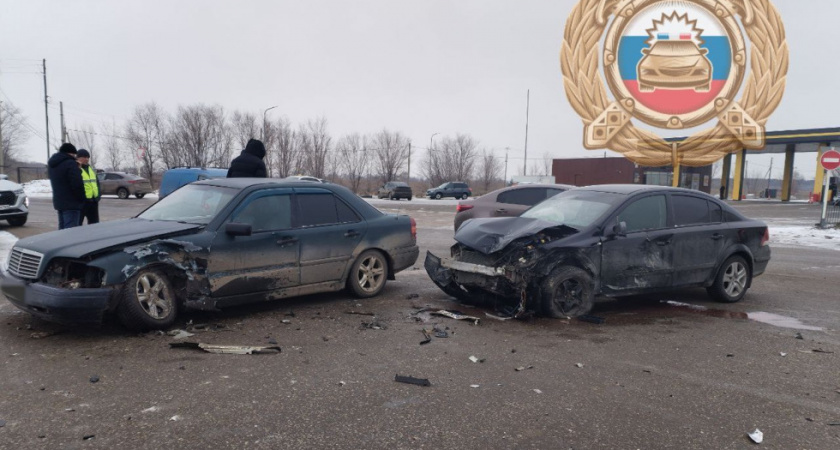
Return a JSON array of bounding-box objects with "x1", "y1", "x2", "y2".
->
[
  {"x1": 468, "y1": 188, "x2": 472, "y2": 193},
  {"x1": 456, "y1": 203, "x2": 474, "y2": 213},
  {"x1": 410, "y1": 217, "x2": 417, "y2": 242},
  {"x1": 127, "y1": 180, "x2": 139, "y2": 184},
  {"x1": 760, "y1": 227, "x2": 769, "y2": 246}
]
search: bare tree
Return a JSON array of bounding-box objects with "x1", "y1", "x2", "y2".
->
[
  {"x1": 298, "y1": 117, "x2": 331, "y2": 178},
  {"x1": 230, "y1": 110, "x2": 259, "y2": 148},
  {"x1": 422, "y1": 133, "x2": 478, "y2": 186},
  {"x1": 69, "y1": 123, "x2": 97, "y2": 166},
  {"x1": 477, "y1": 149, "x2": 502, "y2": 193},
  {"x1": 166, "y1": 104, "x2": 230, "y2": 169},
  {"x1": 125, "y1": 103, "x2": 167, "y2": 183},
  {"x1": 101, "y1": 121, "x2": 124, "y2": 171},
  {"x1": 272, "y1": 117, "x2": 298, "y2": 178},
  {"x1": 541, "y1": 152, "x2": 553, "y2": 177},
  {"x1": 0, "y1": 103, "x2": 29, "y2": 163},
  {"x1": 372, "y1": 129, "x2": 409, "y2": 183},
  {"x1": 336, "y1": 133, "x2": 370, "y2": 193}
]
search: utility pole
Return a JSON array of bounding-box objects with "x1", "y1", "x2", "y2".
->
[
  {"x1": 504, "y1": 147, "x2": 509, "y2": 186},
  {"x1": 406, "y1": 142, "x2": 411, "y2": 183},
  {"x1": 766, "y1": 157, "x2": 773, "y2": 198},
  {"x1": 0, "y1": 99, "x2": 4, "y2": 175},
  {"x1": 523, "y1": 89, "x2": 530, "y2": 176},
  {"x1": 43, "y1": 59, "x2": 50, "y2": 160},
  {"x1": 60, "y1": 101, "x2": 67, "y2": 143}
]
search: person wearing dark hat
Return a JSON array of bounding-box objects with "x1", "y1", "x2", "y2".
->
[
  {"x1": 227, "y1": 138, "x2": 267, "y2": 178},
  {"x1": 48, "y1": 143, "x2": 86, "y2": 229},
  {"x1": 76, "y1": 149, "x2": 101, "y2": 225}
]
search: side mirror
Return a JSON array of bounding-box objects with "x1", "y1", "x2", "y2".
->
[
  {"x1": 612, "y1": 221, "x2": 627, "y2": 237},
  {"x1": 225, "y1": 222, "x2": 252, "y2": 237}
]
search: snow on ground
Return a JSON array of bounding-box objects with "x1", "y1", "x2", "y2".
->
[
  {"x1": 22, "y1": 179, "x2": 53, "y2": 198},
  {"x1": 0, "y1": 231, "x2": 17, "y2": 268},
  {"x1": 364, "y1": 197, "x2": 460, "y2": 207},
  {"x1": 768, "y1": 225, "x2": 840, "y2": 251}
]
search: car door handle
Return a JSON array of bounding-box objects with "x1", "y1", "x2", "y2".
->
[
  {"x1": 276, "y1": 237, "x2": 298, "y2": 247},
  {"x1": 344, "y1": 230, "x2": 360, "y2": 238},
  {"x1": 711, "y1": 233, "x2": 723, "y2": 240}
]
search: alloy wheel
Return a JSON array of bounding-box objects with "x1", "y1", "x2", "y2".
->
[
  {"x1": 722, "y1": 261, "x2": 747, "y2": 298},
  {"x1": 135, "y1": 272, "x2": 173, "y2": 319},
  {"x1": 356, "y1": 255, "x2": 385, "y2": 293}
]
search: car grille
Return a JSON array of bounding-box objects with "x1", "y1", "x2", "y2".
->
[
  {"x1": 0, "y1": 191, "x2": 16, "y2": 206},
  {"x1": 7, "y1": 248, "x2": 44, "y2": 279}
]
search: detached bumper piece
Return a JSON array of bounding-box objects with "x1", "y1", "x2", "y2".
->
[{"x1": 0, "y1": 269, "x2": 113, "y2": 325}]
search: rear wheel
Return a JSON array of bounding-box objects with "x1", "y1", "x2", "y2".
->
[
  {"x1": 7, "y1": 216, "x2": 27, "y2": 227},
  {"x1": 135, "y1": 193, "x2": 146, "y2": 199},
  {"x1": 347, "y1": 250, "x2": 389, "y2": 298},
  {"x1": 117, "y1": 268, "x2": 178, "y2": 330},
  {"x1": 117, "y1": 188, "x2": 129, "y2": 199},
  {"x1": 540, "y1": 266, "x2": 594, "y2": 318},
  {"x1": 707, "y1": 255, "x2": 751, "y2": 303},
  {"x1": 434, "y1": 193, "x2": 443, "y2": 200},
  {"x1": 407, "y1": 196, "x2": 412, "y2": 201},
  {"x1": 460, "y1": 193, "x2": 468, "y2": 200}
]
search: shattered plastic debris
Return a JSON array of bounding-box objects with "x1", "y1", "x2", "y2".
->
[
  {"x1": 83, "y1": 435, "x2": 95, "y2": 441},
  {"x1": 470, "y1": 384, "x2": 480, "y2": 388},
  {"x1": 361, "y1": 320, "x2": 387, "y2": 330},
  {"x1": 169, "y1": 342, "x2": 281, "y2": 355},
  {"x1": 515, "y1": 366, "x2": 534, "y2": 372},
  {"x1": 394, "y1": 374, "x2": 431, "y2": 387},
  {"x1": 141, "y1": 406, "x2": 160, "y2": 413},
  {"x1": 167, "y1": 329, "x2": 195, "y2": 340},
  {"x1": 748, "y1": 429, "x2": 763, "y2": 444},
  {"x1": 338, "y1": 381, "x2": 346, "y2": 387},
  {"x1": 169, "y1": 415, "x2": 182, "y2": 421},
  {"x1": 433, "y1": 326, "x2": 449, "y2": 338},
  {"x1": 780, "y1": 352, "x2": 787, "y2": 357},
  {"x1": 533, "y1": 389, "x2": 543, "y2": 394},
  {"x1": 575, "y1": 363, "x2": 584, "y2": 368},
  {"x1": 89, "y1": 375, "x2": 100, "y2": 383},
  {"x1": 577, "y1": 315, "x2": 605, "y2": 324},
  {"x1": 469, "y1": 356, "x2": 479, "y2": 363},
  {"x1": 431, "y1": 310, "x2": 480, "y2": 325}
]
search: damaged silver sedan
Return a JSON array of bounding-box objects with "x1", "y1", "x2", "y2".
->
[
  {"x1": 1, "y1": 179, "x2": 419, "y2": 330},
  {"x1": 426, "y1": 185, "x2": 770, "y2": 318}
]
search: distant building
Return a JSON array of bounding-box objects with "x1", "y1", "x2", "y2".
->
[{"x1": 551, "y1": 157, "x2": 712, "y2": 194}]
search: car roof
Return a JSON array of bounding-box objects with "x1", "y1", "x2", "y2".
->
[
  {"x1": 193, "y1": 178, "x2": 335, "y2": 189},
  {"x1": 578, "y1": 184, "x2": 710, "y2": 195}
]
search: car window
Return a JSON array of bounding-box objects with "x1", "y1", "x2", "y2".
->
[
  {"x1": 724, "y1": 210, "x2": 741, "y2": 222},
  {"x1": 232, "y1": 193, "x2": 292, "y2": 232},
  {"x1": 672, "y1": 195, "x2": 710, "y2": 226},
  {"x1": 710, "y1": 202, "x2": 723, "y2": 223},
  {"x1": 137, "y1": 184, "x2": 237, "y2": 224},
  {"x1": 497, "y1": 188, "x2": 547, "y2": 206},
  {"x1": 522, "y1": 189, "x2": 621, "y2": 229},
  {"x1": 546, "y1": 188, "x2": 565, "y2": 199},
  {"x1": 297, "y1": 193, "x2": 339, "y2": 227},
  {"x1": 336, "y1": 199, "x2": 361, "y2": 223},
  {"x1": 616, "y1": 194, "x2": 667, "y2": 232},
  {"x1": 105, "y1": 173, "x2": 123, "y2": 180}
]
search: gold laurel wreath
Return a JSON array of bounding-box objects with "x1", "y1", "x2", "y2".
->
[{"x1": 561, "y1": 0, "x2": 788, "y2": 166}]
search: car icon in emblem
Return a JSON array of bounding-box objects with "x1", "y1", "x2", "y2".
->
[{"x1": 637, "y1": 40, "x2": 713, "y2": 93}]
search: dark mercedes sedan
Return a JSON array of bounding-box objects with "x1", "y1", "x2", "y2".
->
[
  {"x1": 1, "y1": 179, "x2": 419, "y2": 330},
  {"x1": 426, "y1": 185, "x2": 770, "y2": 318}
]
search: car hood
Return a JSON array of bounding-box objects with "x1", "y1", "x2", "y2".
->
[
  {"x1": 13, "y1": 219, "x2": 203, "y2": 259},
  {"x1": 454, "y1": 217, "x2": 578, "y2": 255},
  {"x1": 0, "y1": 180, "x2": 23, "y2": 191}
]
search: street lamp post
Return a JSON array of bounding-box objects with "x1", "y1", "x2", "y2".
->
[
  {"x1": 262, "y1": 105, "x2": 278, "y2": 141},
  {"x1": 504, "y1": 147, "x2": 510, "y2": 186},
  {"x1": 429, "y1": 133, "x2": 439, "y2": 152}
]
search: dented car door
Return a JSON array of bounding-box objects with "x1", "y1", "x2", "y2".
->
[{"x1": 600, "y1": 194, "x2": 673, "y2": 294}]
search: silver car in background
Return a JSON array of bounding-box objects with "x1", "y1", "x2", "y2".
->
[{"x1": 454, "y1": 183, "x2": 575, "y2": 230}]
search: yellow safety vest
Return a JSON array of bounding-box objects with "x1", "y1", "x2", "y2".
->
[{"x1": 81, "y1": 166, "x2": 99, "y2": 199}]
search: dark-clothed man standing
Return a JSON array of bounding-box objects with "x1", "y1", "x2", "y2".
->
[
  {"x1": 48, "y1": 143, "x2": 86, "y2": 229},
  {"x1": 76, "y1": 149, "x2": 101, "y2": 225},
  {"x1": 227, "y1": 139, "x2": 267, "y2": 178}
]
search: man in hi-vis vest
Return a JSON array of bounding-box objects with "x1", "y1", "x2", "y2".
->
[{"x1": 77, "y1": 149, "x2": 101, "y2": 225}]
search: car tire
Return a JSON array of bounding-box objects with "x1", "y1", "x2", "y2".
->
[
  {"x1": 117, "y1": 188, "x2": 129, "y2": 199},
  {"x1": 460, "y1": 193, "x2": 468, "y2": 200},
  {"x1": 7, "y1": 216, "x2": 27, "y2": 227},
  {"x1": 434, "y1": 193, "x2": 443, "y2": 200},
  {"x1": 407, "y1": 196, "x2": 412, "y2": 201},
  {"x1": 540, "y1": 266, "x2": 595, "y2": 318},
  {"x1": 347, "y1": 250, "x2": 389, "y2": 298},
  {"x1": 388, "y1": 192, "x2": 394, "y2": 200},
  {"x1": 707, "y1": 255, "x2": 751, "y2": 303},
  {"x1": 117, "y1": 268, "x2": 178, "y2": 331},
  {"x1": 135, "y1": 193, "x2": 146, "y2": 199}
]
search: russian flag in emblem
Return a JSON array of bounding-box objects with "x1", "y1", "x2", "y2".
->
[{"x1": 617, "y1": 3, "x2": 732, "y2": 115}]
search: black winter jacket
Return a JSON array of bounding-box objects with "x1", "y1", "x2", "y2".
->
[
  {"x1": 48, "y1": 152, "x2": 86, "y2": 211},
  {"x1": 227, "y1": 142, "x2": 267, "y2": 178}
]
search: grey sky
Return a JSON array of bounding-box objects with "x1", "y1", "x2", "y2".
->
[{"x1": 1, "y1": 0, "x2": 838, "y2": 181}]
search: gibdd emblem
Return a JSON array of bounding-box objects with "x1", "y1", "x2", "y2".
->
[{"x1": 562, "y1": 0, "x2": 788, "y2": 166}]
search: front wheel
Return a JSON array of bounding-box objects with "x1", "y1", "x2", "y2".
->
[
  {"x1": 117, "y1": 268, "x2": 178, "y2": 330},
  {"x1": 347, "y1": 250, "x2": 389, "y2": 298},
  {"x1": 407, "y1": 196, "x2": 412, "y2": 201},
  {"x1": 117, "y1": 188, "x2": 129, "y2": 199},
  {"x1": 707, "y1": 255, "x2": 751, "y2": 303},
  {"x1": 135, "y1": 193, "x2": 146, "y2": 199},
  {"x1": 7, "y1": 216, "x2": 27, "y2": 227},
  {"x1": 434, "y1": 193, "x2": 443, "y2": 200},
  {"x1": 540, "y1": 266, "x2": 594, "y2": 318}
]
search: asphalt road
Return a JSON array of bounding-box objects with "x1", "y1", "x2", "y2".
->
[{"x1": 0, "y1": 197, "x2": 838, "y2": 449}]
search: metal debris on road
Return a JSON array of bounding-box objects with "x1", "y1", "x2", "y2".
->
[
  {"x1": 577, "y1": 315, "x2": 605, "y2": 324},
  {"x1": 395, "y1": 374, "x2": 431, "y2": 387},
  {"x1": 748, "y1": 428, "x2": 763, "y2": 444},
  {"x1": 361, "y1": 320, "x2": 387, "y2": 330},
  {"x1": 90, "y1": 375, "x2": 100, "y2": 383},
  {"x1": 430, "y1": 310, "x2": 480, "y2": 325},
  {"x1": 812, "y1": 348, "x2": 834, "y2": 354},
  {"x1": 433, "y1": 326, "x2": 449, "y2": 338},
  {"x1": 83, "y1": 435, "x2": 95, "y2": 440},
  {"x1": 469, "y1": 356, "x2": 479, "y2": 363},
  {"x1": 169, "y1": 342, "x2": 281, "y2": 355},
  {"x1": 345, "y1": 311, "x2": 376, "y2": 316},
  {"x1": 575, "y1": 363, "x2": 584, "y2": 368},
  {"x1": 420, "y1": 329, "x2": 432, "y2": 345},
  {"x1": 515, "y1": 366, "x2": 534, "y2": 372},
  {"x1": 533, "y1": 389, "x2": 543, "y2": 394}
]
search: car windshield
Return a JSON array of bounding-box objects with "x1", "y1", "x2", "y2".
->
[
  {"x1": 436, "y1": 183, "x2": 449, "y2": 189},
  {"x1": 521, "y1": 190, "x2": 623, "y2": 229},
  {"x1": 137, "y1": 184, "x2": 237, "y2": 224}
]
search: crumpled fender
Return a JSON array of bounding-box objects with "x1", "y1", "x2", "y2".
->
[{"x1": 87, "y1": 239, "x2": 210, "y2": 291}]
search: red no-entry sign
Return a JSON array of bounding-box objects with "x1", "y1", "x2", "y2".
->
[{"x1": 820, "y1": 149, "x2": 840, "y2": 171}]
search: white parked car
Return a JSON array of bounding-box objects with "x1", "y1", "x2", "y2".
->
[
  {"x1": 0, "y1": 174, "x2": 29, "y2": 226},
  {"x1": 284, "y1": 175, "x2": 328, "y2": 183}
]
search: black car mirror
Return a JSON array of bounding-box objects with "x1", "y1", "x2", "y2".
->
[
  {"x1": 612, "y1": 221, "x2": 627, "y2": 237},
  {"x1": 226, "y1": 222, "x2": 252, "y2": 237}
]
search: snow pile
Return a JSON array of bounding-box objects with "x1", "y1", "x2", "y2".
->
[
  {"x1": 768, "y1": 225, "x2": 840, "y2": 251},
  {"x1": 23, "y1": 179, "x2": 53, "y2": 198},
  {"x1": 0, "y1": 231, "x2": 17, "y2": 267}
]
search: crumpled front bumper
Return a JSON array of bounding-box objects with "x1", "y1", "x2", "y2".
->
[
  {"x1": 424, "y1": 251, "x2": 515, "y2": 297},
  {"x1": 0, "y1": 268, "x2": 115, "y2": 325}
]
